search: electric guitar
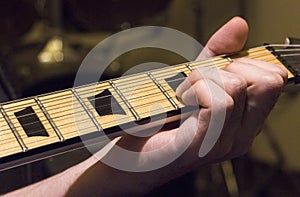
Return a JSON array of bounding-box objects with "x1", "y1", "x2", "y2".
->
[{"x1": 0, "y1": 40, "x2": 299, "y2": 171}]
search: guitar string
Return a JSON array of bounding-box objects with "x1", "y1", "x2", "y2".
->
[
  {"x1": 0, "y1": 60, "x2": 219, "y2": 114},
  {"x1": 0, "y1": 51, "x2": 237, "y2": 110},
  {"x1": 273, "y1": 49, "x2": 300, "y2": 52},
  {"x1": 2, "y1": 100, "x2": 176, "y2": 145},
  {"x1": 1, "y1": 80, "x2": 177, "y2": 123},
  {"x1": 0, "y1": 46, "x2": 273, "y2": 114},
  {"x1": 0, "y1": 56, "x2": 296, "y2": 149},
  {"x1": 1, "y1": 123, "x2": 98, "y2": 145},
  {"x1": 0, "y1": 50, "x2": 282, "y2": 136},
  {"x1": 0, "y1": 103, "x2": 177, "y2": 151},
  {"x1": 279, "y1": 53, "x2": 300, "y2": 57},
  {"x1": 0, "y1": 48, "x2": 273, "y2": 115},
  {"x1": 1, "y1": 92, "x2": 178, "y2": 139},
  {"x1": 0, "y1": 45, "x2": 293, "y2": 111},
  {"x1": 0, "y1": 56, "x2": 276, "y2": 131},
  {"x1": 0, "y1": 125, "x2": 97, "y2": 153},
  {"x1": 0, "y1": 48, "x2": 292, "y2": 146},
  {"x1": 0, "y1": 52, "x2": 278, "y2": 143},
  {"x1": 1, "y1": 61, "x2": 298, "y2": 149},
  {"x1": 0, "y1": 51, "x2": 279, "y2": 132},
  {"x1": 0, "y1": 51, "x2": 274, "y2": 128}
]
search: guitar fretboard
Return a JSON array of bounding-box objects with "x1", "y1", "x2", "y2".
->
[{"x1": 0, "y1": 46, "x2": 296, "y2": 170}]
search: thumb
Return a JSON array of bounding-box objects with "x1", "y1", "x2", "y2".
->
[{"x1": 197, "y1": 16, "x2": 249, "y2": 60}]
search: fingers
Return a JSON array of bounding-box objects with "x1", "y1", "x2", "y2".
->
[
  {"x1": 220, "y1": 59, "x2": 287, "y2": 157},
  {"x1": 224, "y1": 59, "x2": 287, "y2": 109},
  {"x1": 177, "y1": 68, "x2": 247, "y2": 110},
  {"x1": 176, "y1": 57, "x2": 287, "y2": 159},
  {"x1": 196, "y1": 17, "x2": 248, "y2": 60},
  {"x1": 179, "y1": 78, "x2": 233, "y2": 110},
  {"x1": 233, "y1": 58, "x2": 288, "y2": 83}
]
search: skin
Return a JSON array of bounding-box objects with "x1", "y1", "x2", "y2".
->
[{"x1": 5, "y1": 17, "x2": 288, "y2": 196}]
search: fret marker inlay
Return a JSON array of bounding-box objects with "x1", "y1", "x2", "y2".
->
[
  {"x1": 15, "y1": 106, "x2": 49, "y2": 137},
  {"x1": 88, "y1": 89, "x2": 126, "y2": 116}
]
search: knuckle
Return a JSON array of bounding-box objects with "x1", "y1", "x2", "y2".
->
[
  {"x1": 227, "y1": 76, "x2": 247, "y2": 91},
  {"x1": 226, "y1": 96, "x2": 234, "y2": 111},
  {"x1": 269, "y1": 63, "x2": 288, "y2": 78},
  {"x1": 260, "y1": 74, "x2": 284, "y2": 89}
]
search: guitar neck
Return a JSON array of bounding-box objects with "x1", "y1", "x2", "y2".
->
[{"x1": 0, "y1": 45, "x2": 297, "y2": 171}]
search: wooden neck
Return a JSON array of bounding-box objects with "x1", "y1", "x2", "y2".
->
[{"x1": 0, "y1": 45, "x2": 297, "y2": 170}]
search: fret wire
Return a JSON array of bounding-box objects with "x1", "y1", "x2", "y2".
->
[
  {"x1": 0, "y1": 49, "x2": 276, "y2": 131},
  {"x1": 0, "y1": 101, "x2": 176, "y2": 145},
  {"x1": 52, "y1": 125, "x2": 97, "y2": 137},
  {"x1": 112, "y1": 55, "x2": 227, "y2": 89},
  {"x1": 5, "y1": 48, "x2": 282, "y2": 140},
  {"x1": 86, "y1": 58, "x2": 226, "y2": 90},
  {"x1": 227, "y1": 57, "x2": 234, "y2": 63},
  {"x1": 13, "y1": 121, "x2": 96, "y2": 139},
  {"x1": 186, "y1": 63, "x2": 193, "y2": 71},
  {"x1": 0, "y1": 136, "x2": 51, "y2": 150},
  {"x1": 4, "y1": 115, "x2": 99, "y2": 139},
  {"x1": 108, "y1": 80, "x2": 140, "y2": 121},
  {"x1": 43, "y1": 108, "x2": 99, "y2": 124},
  {"x1": 1, "y1": 123, "x2": 54, "y2": 138},
  {"x1": 5, "y1": 116, "x2": 50, "y2": 129},
  {"x1": 0, "y1": 117, "x2": 95, "y2": 140},
  {"x1": 0, "y1": 47, "x2": 270, "y2": 112},
  {"x1": 35, "y1": 96, "x2": 64, "y2": 142},
  {"x1": 42, "y1": 102, "x2": 84, "y2": 114},
  {"x1": 0, "y1": 106, "x2": 28, "y2": 152},
  {"x1": 41, "y1": 68, "x2": 190, "y2": 110},
  {"x1": 42, "y1": 94, "x2": 79, "y2": 105},
  {"x1": 0, "y1": 91, "x2": 181, "y2": 137},
  {"x1": 1, "y1": 95, "x2": 178, "y2": 140},
  {"x1": 46, "y1": 88, "x2": 176, "y2": 122},
  {"x1": 0, "y1": 47, "x2": 288, "y2": 154},
  {"x1": 5, "y1": 79, "x2": 179, "y2": 122},
  {"x1": 45, "y1": 53, "x2": 278, "y2": 121},
  {"x1": 1, "y1": 48, "x2": 271, "y2": 112},
  {"x1": 0, "y1": 51, "x2": 276, "y2": 124},
  {"x1": 0, "y1": 119, "x2": 94, "y2": 140},
  {"x1": 36, "y1": 93, "x2": 72, "y2": 105},
  {"x1": 0, "y1": 52, "x2": 277, "y2": 123},
  {"x1": 34, "y1": 79, "x2": 177, "y2": 115},
  {"x1": 0, "y1": 47, "x2": 287, "y2": 155},
  {"x1": 0, "y1": 122, "x2": 61, "y2": 140},
  {"x1": 1, "y1": 118, "x2": 96, "y2": 142},
  {"x1": 5, "y1": 52, "x2": 278, "y2": 129},
  {"x1": 0, "y1": 123, "x2": 97, "y2": 148},
  {"x1": 147, "y1": 72, "x2": 179, "y2": 110},
  {"x1": 75, "y1": 79, "x2": 172, "y2": 101},
  {"x1": 88, "y1": 88, "x2": 177, "y2": 111},
  {"x1": 71, "y1": 88, "x2": 103, "y2": 132},
  {"x1": 2, "y1": 87, "x2": 174, "y2": 129},
  {"x1": 101, "y1": 65, "x2": 189, "y2": 86}
]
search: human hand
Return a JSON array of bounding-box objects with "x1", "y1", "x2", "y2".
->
[
  {"x1": 176, "y1": 16, "x2": 288, "y2": 163},
  {"x1": 66, "y1": 17, "x2": 288, "y2": 196}
]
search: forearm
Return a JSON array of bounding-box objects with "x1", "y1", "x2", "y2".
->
[{"x1": 3, "y1": 156, "x2": 98, "y2": 197}]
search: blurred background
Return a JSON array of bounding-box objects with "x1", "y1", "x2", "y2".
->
[{"x1": 0, "y1": 0, "x2": 300, "y2": 196}]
